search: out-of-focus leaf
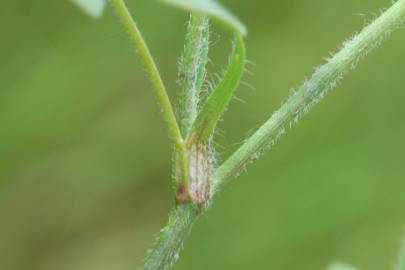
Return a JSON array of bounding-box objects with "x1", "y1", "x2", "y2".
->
[
  {"x1": 395, "y1": 238, "x2": 405, "y2": 270},
  {"x1": 71, "y1": 0, "x2": 107, "y2": 18},
  {"x1": 328, "y1": 262, "x2": 358, "y2": 270},
  {"x1": 159, "y1": 0, "x2": 247, "y2": 36}
]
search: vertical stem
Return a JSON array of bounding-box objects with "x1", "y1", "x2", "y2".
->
[
  {"x1": 175, "y1": 13, "x2": 210, "y2": 201},
  {"x1": 178, "y1": 13, "x2": 210, "y2": 136},
  {"x1": 142, "y1": 204, "x2": 199, "y2": 270},
  {"x1": 110, "y1": 0, "x2": 183, "y2": 148}
]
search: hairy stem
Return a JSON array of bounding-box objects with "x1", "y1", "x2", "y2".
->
[
  {"x1": 178, "y1": 13, "x2": 210, "y2": 137},
  {"x1": 141, "y1": 0, "x2": 405, "y2": 269},
  {"x1": 110, "y1": 0, "x2": 183, "y2": 148},
  {"x1": 175, "y1": 14, "x2": 210, "y2": 200},
  {"x1": 143, "y1": 12, "x2": 211, "y2": 270},
  {"x1": 213, "y1": 0, "x2": 405, "y2": 191},
  {"x1": 142, "y1": 204, "x2": 199, "y2": 270}
]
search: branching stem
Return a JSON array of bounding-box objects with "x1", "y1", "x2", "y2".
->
[{"x1": 140, "y1": 0, "x2": 405, "y2": 269}]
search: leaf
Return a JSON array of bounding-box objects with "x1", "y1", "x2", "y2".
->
[
  {"x1": 159, "y1": 0, "x2": 247, "y2": 36},
  {"x1": 158, "y1": 0, "x2": 247, "y2": 142},
  {"x1": 187, "y1": 34, "x2": 245, "y2": 143},
  {"x1": 71, "y1": 0, "x2": 107, "y2": 18},
  {"x1": 328, "y1": 262, "x2": 358, "y2": 270}
]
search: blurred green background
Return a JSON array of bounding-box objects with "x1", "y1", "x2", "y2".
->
[{"x1": 1, "y1": 0, "x2": 405, "y2": 269}]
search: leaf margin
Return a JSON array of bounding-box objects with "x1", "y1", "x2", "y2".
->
[
  {"x1": 159, "y1": 0, "x2": 247, "y2": 36},
  {"x1": 71, "y1": 0, "x2": 107, "y2": 18}
]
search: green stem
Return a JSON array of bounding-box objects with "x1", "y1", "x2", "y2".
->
[
  {"x1": 175, "y1": 13, "x2": 210, "y2": 199},
  {"x1": 110, "y1": 0, "x2": 183, "y2": 148},
  {"x1": 141, "y1": 0, "x2": 405, "y2": 269},
  {"x1": 178, "y1": 13, "x2": 210, "y2": 137},
  {"x1": 212, "y1": 0, "x2": 405, "y2": 192},
  {"x1": 142, "y1": 204, "x2": 199, "y2": 270}
]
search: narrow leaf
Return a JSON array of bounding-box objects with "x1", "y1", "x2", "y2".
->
[
  {"x1": 187, "y1": 34, "x2": 245, "y2": 143},
  {"x1": 159, "y1": 0, "x2": 247, "y2": 36},
  {"x1": 71, "y1": 0, "x2": 106, "y2": 18}
]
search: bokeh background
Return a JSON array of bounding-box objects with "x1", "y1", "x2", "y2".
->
[{"x1": 2, "y1": 0, "x2": 405, "y2": 269}]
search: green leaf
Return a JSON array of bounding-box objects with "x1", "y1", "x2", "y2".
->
[
  {"x1": 71, "y1": 0, "x2": 106, "y2": 18},
  {"x1": 158, "y1": 0, "x2": 247, "y2": 142},
  {"x1": 159, "y1": 0, "x2": 247, "y2": 36},
  {"x1": 328, "y1": 262, "x2": 357, "y2": 270},
  {"x1": 187, "y1": 34, "x2": 245, "y2": 143}
]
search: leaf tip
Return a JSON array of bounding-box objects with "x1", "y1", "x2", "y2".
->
[
  {"x1": 71, "y1": 0, "x2": 107, "y2": 19},
  {"x1": 159, "y1": 0, "x2": 248, "y2": 36}
]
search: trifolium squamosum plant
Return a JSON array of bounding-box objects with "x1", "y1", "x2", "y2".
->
[{"x1": 71, "y1": 0, "x2": 405, "y2": 269}]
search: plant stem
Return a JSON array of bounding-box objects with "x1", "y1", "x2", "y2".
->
[
  {"x1": 186, "y1": 33, "x2": 246, "y2": 144},
  {"x1": 143, "y1": 13, "x2": 210, "y2": 269},
  {"x1": 212, "y1": 0, "x2": 405, "y2": 192},
  {"x1": 178, "y1": 13, "x2": 210, "y2": 137},
  {"x1": 142, "y1": 204, "x2": 199, "y2": 270},
  {"x1": 110, "y1": 0, "x2": 183, "y2": 148},
  {"x1": 142, "y1": 0, "x2": 405, "y2": 269}
]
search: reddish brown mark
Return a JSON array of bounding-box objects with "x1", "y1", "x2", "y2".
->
[{"x1": 176, "y1": 183, "x2": 189, "y2": 204}]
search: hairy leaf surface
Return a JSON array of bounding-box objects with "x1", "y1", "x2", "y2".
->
[{"x1": 187, "y1": 34, "x2": 245, "y2": 143}]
